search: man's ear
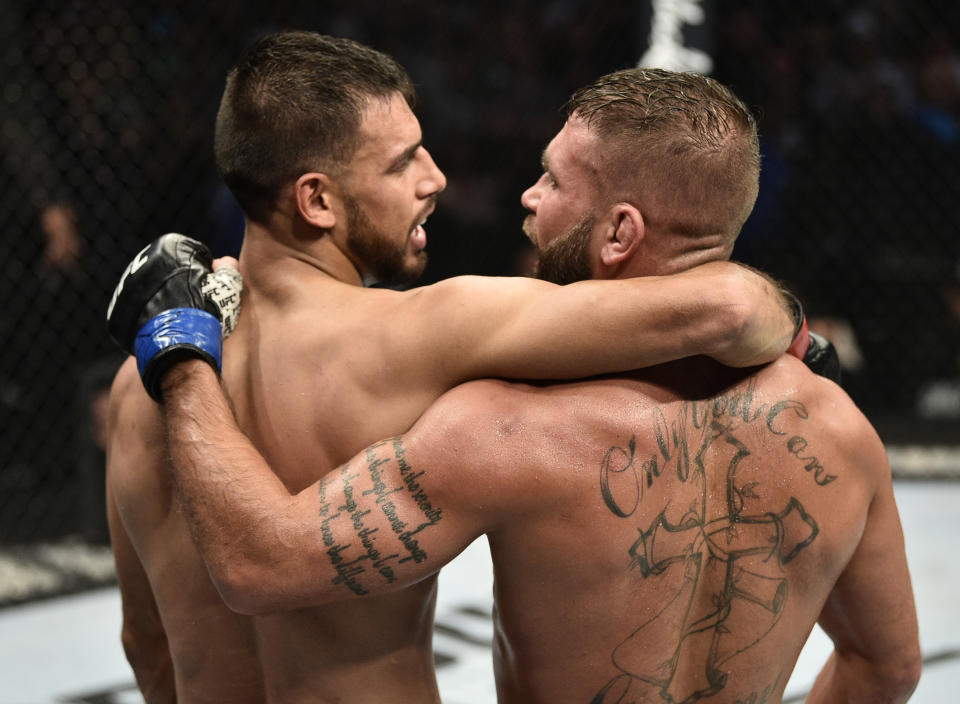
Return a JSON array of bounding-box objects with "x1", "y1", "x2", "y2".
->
[
  {"x1": 599, "y1": 203, "x2": 644, "y2": 267},
  {"x1": 295, "y1": 172, "x2": 337, "y2": 229}
]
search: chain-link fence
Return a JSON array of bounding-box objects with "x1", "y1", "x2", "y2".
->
[{"x1": 1, "y1": 1, "x2": 958, "y2": 562}]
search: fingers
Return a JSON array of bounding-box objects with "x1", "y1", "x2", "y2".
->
[{"x1": 212, "y1": 256, "x2": 240, "y2": 271}]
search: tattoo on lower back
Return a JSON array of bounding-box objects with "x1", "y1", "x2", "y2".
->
[
  {"x1": 317, "y1": 438, "x2": 442, "y2": 596},
  {"x1": 593, "y1": 381, "x2": 823, "y2": 703}
]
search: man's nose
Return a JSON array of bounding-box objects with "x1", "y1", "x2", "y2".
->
[
  {"x1": 417, "y1": 148, "x2": 447, "y2": 198},
  {"x1": 520, "y1": 177, "x2": 544, "y2": 212}
]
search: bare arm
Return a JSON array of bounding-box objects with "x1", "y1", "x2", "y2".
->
[
  {"x1": 161, "y1": 360, "x2": 484, "y2": 615},
  {"x1": 399, "y1": 260, "x2": 795, "y2": 384},
  {"x1": 105, "y1": 366, "x2": 176, "y2": 703},
  {"x1": 807, "y1": 451, "x2": 922, "y2": 703},
  {"x1": 106, "y1": 483, "x2": 175, "y2": 704}
]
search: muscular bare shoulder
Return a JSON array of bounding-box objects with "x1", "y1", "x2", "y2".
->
[
  {"x1": 108, "y1": 358, "x2": 165, "y2": 453},
  {"x1": 403, "y1": 378, "x2": 516, "y2": 460},
  {"x1": 402, "y1": 378, "x2": 582, "y2": 516},
  {"x1": 410, "y1": 378, "x2": 548, "y2": 449},
  {"x1": 765, "y1": 355, "x2": 888, "y2": 488}
]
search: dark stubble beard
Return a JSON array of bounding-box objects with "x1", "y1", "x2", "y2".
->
[
  {"x1": 534, "y1": 215, "x2": 595, "y2": 285},
  {"x1": 344, "y1": 195, "x2": 427, "y2": 286}
]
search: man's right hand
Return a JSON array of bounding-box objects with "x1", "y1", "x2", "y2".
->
[{"x1": 106, "y1": 233, "x2": 242, "y2": 402}]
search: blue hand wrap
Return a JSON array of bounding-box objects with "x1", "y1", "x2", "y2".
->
[{"x1": 134, "y1": 308, "x2": 222, "y2": 378}]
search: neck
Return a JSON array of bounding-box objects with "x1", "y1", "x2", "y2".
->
[
  {"x1": 238, "y1": 220, "x2": 364, "y2": 300},
  {"x1": 613, "y1": 229, "x2": 731, "y2": 279},
  {"x1": 635, "y1": 354, "x2": 754, "y2": 398}
]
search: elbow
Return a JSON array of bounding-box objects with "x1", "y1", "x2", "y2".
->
[
  {"x1": 120, "y1": 625, "x2": 148, "y2": 666},
  {"x1": 869, "y1": 661, "x2": 921, "y2": 704},
  {"x1": 209, "y1": 550, "x2": 329, "y2": 616},
  {"x1": 885, "y1": 646, "x2": 923, "y2": 703},
  {"x1": 220, "y1": 591, "x2": 271, "y2": 617},
  {"x1": 208, "y1": 558, "x2": 279, "y2": 616},
  {"x1": 839, "y1": 644, "x2": 923, "y2": 704},
  {"x1": 871, "y1": 635, "x2": 924, "y2": 703},
  {"x1": 202, "y1": 518, "x2": 333, "y2": 615}
]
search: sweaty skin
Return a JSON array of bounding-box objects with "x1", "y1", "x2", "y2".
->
[
  {"x1": 107, "y1": 253, "x2": 793, "y2": 702},
  {"x1": 127, "y1": 63, "x2": 913, "y2": 702},
  {"x1": 106, "y1": 89, "x2": 796, "y2": 701},
  {"x1": 162, "y1": 354, "x2": 921, "y2": 704}
]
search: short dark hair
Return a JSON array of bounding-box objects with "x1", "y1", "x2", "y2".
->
[
  {"x1": 214, "y1": 31, "x2": 416, "y2": 223},
  {"x1": 564, "y1": 68, "x2": 760, "y2": 244}
]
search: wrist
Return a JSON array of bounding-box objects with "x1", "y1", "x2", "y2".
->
[
  {"x1": 160, "y1": 358, "x2": 220, "y2": 401},
  {"x1": 780, "y1": 290, "x2": 803, "y2": 333},
  {"x1": 782, "y1": 290, "x2": 811, "y2": 359}
]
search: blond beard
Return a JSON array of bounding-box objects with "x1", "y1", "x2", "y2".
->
[{"x1": 530, "y1": 215, "x2": 595, "y2": 285}]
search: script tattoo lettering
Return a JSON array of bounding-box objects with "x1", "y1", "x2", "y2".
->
[
  {"x1": 594, "y1": 382, "x2": 824, "y2": 703},
  {"x1": 317, "y1": 438, "x2": 443, "y2": 596}
]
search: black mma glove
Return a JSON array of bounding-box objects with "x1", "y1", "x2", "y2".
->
[
  {"x1": 106, "y1": 233, "x2": 242, "y2": 401},
  {"x1": 783, "y1": 291, "x2": 842, "y2": 384},
  {"x1": 801, "y1": 331, "x2": 842, "y2": 384}
]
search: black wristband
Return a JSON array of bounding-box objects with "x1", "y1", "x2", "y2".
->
[{"x1": 782, "y1": 290, "x2": 805, "y2": 340}]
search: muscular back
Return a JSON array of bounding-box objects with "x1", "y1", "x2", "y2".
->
[
  {"x1": 216, "y1": 269, "x2": 462, "y2": 703},
  {"x1": 138, "y1": 248, "x2": 916, "y2": 702},
  {"x1": 406, "y1": 355, "x2": 896, "y2": 703},
  {"x1": 108, "y1": 265, "x2": 460, "y2": 702},
  {"x1": 108, "y1": 245, "x2": 837, "y2": 701}
]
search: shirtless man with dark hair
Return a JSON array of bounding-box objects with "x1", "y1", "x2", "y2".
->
[
  {"x1": 106, "y1": 36, "x2": 798, "y2": 703},
  {"x1": 144, "y1": 68, "x2": 920, "y2": 703}
]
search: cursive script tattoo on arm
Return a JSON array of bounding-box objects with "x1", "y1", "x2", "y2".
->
[{"x1": 316, "y1": 437, "x2": 443, "y2": 597}]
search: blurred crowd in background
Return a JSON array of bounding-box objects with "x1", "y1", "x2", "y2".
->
[{"x1": 1, "y1": 0, "x2": 958, "y2": 544}]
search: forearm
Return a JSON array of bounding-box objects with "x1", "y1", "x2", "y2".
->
[
  {"x1": 160, "y1": 361, "x2": 301, "y2": 611},
  {"x1": 550, "y1": 272, "x2": 746, "y2": 371},
  {"x1": 486, "y1": 262, "x2": 794, "y2": 378}
]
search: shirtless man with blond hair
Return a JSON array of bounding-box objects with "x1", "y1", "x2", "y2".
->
[
  {"x1": 136, "y1": 68, "x2": 919, "y2": 702},
  {"x1": 105, "y1": 35, "x2": 798, "y2": 703}
]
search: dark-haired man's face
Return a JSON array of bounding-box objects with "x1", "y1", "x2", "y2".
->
[
  {"x1": 520, "y1": 117, "x2": 601, "y2": 284},
  {"x1": 343, "y1": 193, "x2": 426, "y2": 285},
  {"x1": 340, "y1": 93, "x2": 446, "y2": 285}
]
